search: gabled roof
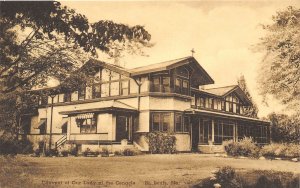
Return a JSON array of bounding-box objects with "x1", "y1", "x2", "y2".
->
[
  {"x1": 201, "y1": 85, "x2": 252, "y2": 105},
  {"x1": 84, "y1": 58, "x2": 131, "y2": 77},
  {"x1": 129, "y1": 56, "x2": 191, "y2": 75},
  {"x1": 204, "y1": 85, "x2": 237, "y2": 96},
  {"x1": 129, "y1": 56, "x2": 214, "y2": 85}
]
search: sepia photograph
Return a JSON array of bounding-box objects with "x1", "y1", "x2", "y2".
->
[{"x1": 0, "y1": 0, "x2": 299, "y2": 187}]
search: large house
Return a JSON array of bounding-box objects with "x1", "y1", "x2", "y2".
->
[{"x1": 21, "y1": 56, "x2": 270, "y2": 153}]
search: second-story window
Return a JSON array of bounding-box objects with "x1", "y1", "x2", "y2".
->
[
  {"x1": 64, "y1": 92, "x2": 71, "y2": 102},
  {"x1": 92, "y1": 84, "x2": 101, "y2": 99},
  {"x1": 162, "y1": 77, "x2": 170, "y2": 92},
  {"x1": 153, "y1": 77, "x2": 160, "y2": 92},
  {"x1": 182, "y1": 80, "x2": 189, "y2": 95},
  {"x1": 121, "y1": 81, "x2": 129, "y2": 96},
  {"x1": 78, "y1": 86, "x2": 86, "y2": 100},
  {"x1": 175, "y1": 78, "x2": 182, "y2": 93},
  {"x1": 40, "y1": 95, "x2": 48, "y2": 105}
]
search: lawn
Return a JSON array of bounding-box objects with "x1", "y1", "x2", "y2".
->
[{"x1": 0, "y1": 154, "x2": 299, "y2": 188}]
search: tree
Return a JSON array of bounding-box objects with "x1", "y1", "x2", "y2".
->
[
  {"x1": 256, "y1": 6, "x2": 300, "y2": 113},
  {"x1": 0, "y1": 1, "x2": 152, "y2": 148},
  {"x1": 0, "y1": 1, "x2": 152, "y2": 94},
  {"x1": 237, "y1": 75, "x2": 259, "y2": 118},
  {"x1": 268, "y1": 113, "x2": 300, "y2": 143}
]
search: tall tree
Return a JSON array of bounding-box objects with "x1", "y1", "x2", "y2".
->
[
  {"x1": 237, "y1": 75, "x2": 259, "y2": 118},
  {"x1": 0, "y1": 1, "x2": 151, "y2": 94},
  {"x1": 256, "y1": 6, "x2": 300, "y2": 113},
  {"x1": 0, "y1": 1, "x2": 152, "y2": 143}
]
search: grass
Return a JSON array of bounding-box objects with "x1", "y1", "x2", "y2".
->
[{"x1": 0, "y1": 154, "x2": 299, "y2": 188}]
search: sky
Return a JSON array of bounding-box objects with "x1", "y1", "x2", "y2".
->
[{"x1": 62, "y1": 0, "x2": 300, "y2": 118}]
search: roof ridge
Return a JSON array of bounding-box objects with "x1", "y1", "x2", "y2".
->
[
  {"x1": 204, "y1": 85, "x2": 238, "y2": 90},
  {"x1": 129, "y1": 56, "x2": 192, "y2": 71}
]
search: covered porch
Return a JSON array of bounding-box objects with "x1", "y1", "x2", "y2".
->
[
  {"x1": 58, "y1": 100, "x2": 138, "y2": 147},
  {"x1": 186, "y1": 109, "x2": 270, "y2": 153}
]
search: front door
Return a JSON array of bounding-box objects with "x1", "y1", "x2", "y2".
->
[{"x1": 116, "y1": 115, "x2": 128, "y2": 142}]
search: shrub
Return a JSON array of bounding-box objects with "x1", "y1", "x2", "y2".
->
[
  {"x1": 60, "y1": 150, "x2": 69, "y2": 157},
  {"x1": 0, "y1": 137, "x2": 33, "y2": 155},
  {"x1": 69, "y1": 145, "x2": 78, "y2": 156},
  {"x1": 101, "y1": 147, "x2": 109, "y2": 157},
  {"x1": 44, "y1": 148, "x2": 58, "y2": 157},
  {"x1": 261, "y1": 143, "x2": 300, "y2": 158},
  {"x1": 122, "y1": 148, "x2": 140, "y2": 156},
  {"x1": 114, "y1": 150, "x2": 122, "y2": 156},
  {"x1": 146, "y1": 132, "x2": 176, "y2": 154},
  {"x1": 224, "y1": 137, "x2": 259, "y2": 158},
  {"x1": 284, "y1": 144, "x2": 300, "y2": 158},
  {"x1": 83, "y1": 148, "x2": 91, "y2": 157},
  {"x1": 214, "y1": 166, "x2": 242, "y2": 188}
]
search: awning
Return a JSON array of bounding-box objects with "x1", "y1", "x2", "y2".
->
[
  {"x1": 76, "y1": 113, "x2": 94, "y2": 119},
  {"x1": 56, "y1": 118, "x2": 68, "y2": 129},
  {"x1": 59, "y1": 101, "x2": 138, "y2": 115},
  {"x1": 34, "y1": 119, "x2": 46, "y2": 129}
]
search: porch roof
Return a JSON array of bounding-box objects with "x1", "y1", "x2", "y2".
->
[
  {"x1": 59, "y1": 100, "x2": 137, "y2": 115},
  {"x1": 185, "y1": 108, "x2": 270, "y2": 124}
]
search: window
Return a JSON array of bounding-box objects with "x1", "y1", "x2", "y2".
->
[
  {"x1": 221, "y1": 101, "x2": 226, "y2": 111},
  {"x1": 101, "y1": 83, "x2": 109, "y2": 97},
  {"x1": 236, "y1": 104, "x2": 240, "y2": 114},
  {"x1": 40, "y1": 95, "x2": 48, "y2": 105},
  {"x1": 153, "y1": 77, "x2": 160, "y2": 92},
  {"x1": 175, "y1": 114, "x2": 189, "y2": 133},
  {"x1": 78, "y1": 86, "x2": 86, "y2": 100},
  {"x1": 151, "y1": 112, "x2": 171, "y2": 132},
  {"x1": 162, "y1": 114, "x2": 170, "y2": 131},
  {"x1": 191, "y1": 95, "x2": 196, "y2": 107},
  {"x1": 182, "y1": 80, "x2": 189, "y2": 95},
  {"x1": 39, "y1": 118, "x2": 47, "y2": 134},
  {"x1": 64, "y1": 92, "x2": 71, "y2": 102},
  {"x1": 121, "y1": 81, "x2": 129, "y2": 96},
  {"x1": 162, "y1": 77, "x2": 170, "y2": 92},
  {"x1": 214, "y1": 121, "x2": 223, "y2": 144},
  {"x1": 92, "y1": 84, "x2": 101, "y2": 99},
  {"x1": 200, "y1": 97, "x2": 205, "y2": 108},
  {"x1": 208, "y1": 98, "x2": 214, "y2": 109},
  {"x1": 152, "y1": 114, "x2": 160, "y2": 131},
  {"x1": 175, "y1": 114, "x2": 182, "y2": 132},
  {"x1": 78, "y1": 117, "x2": 97, "y2": 133},
  {"x1": 223, "y1": 121, "x2": 234, "y2": 141},
  {"x1": 110, "y1": 81, "x2": 119, "y2": 96},
  {"x1": 183, "y1": 116, "x2": 189, "y2": 132},
  {"x1": 175, "y1": 78, "x2": 181, "y2": 93}
]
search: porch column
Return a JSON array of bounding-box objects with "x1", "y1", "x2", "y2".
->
[
  {"x1": 234, "y1": 121, "x2": 237, "y2": 142},
  {"x1": 211, "y1": 119, "x2": 215, "y2": 143}
]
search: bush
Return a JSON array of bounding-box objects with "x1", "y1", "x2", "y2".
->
[
  {"x1": 122, "y1": 148, "x2": 140, "y2": 156},
  {"x1": 44, "y1": 148, "x2": 58, "y2": 157},
  {"x1": 260, "y1": 143, "x2": 300, "y2": 158},
  {"x1": 214, "y1": 166, "x2": 242, "y2": 188},
  {"x1": 83, "y1": 148, "x2": 91, "y2": 157},
  {"x1": 114, "y1": 150, "x2": 122, "y2": 156},
  {"x1": 146, "y1": 132, "x2": 176, "y2": 154},
  {"x1": 0, "y1": 137, "x2": 33, "y2": 155},
  {"x1": 60, "y1": 150, "x2": 69, "y2": 157},
  {"x1": 69, "y1": 144, "x2": 78, "y2": 156},
  {"x1": 224, "y1": 137, "x2": 259, "y2": 158},
  {"x1": 101, "y1": 147, "x2": 109, "y2": 157},
  {"x1": 196, "y1": 168, "x2": 299, "y2": 188}
]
